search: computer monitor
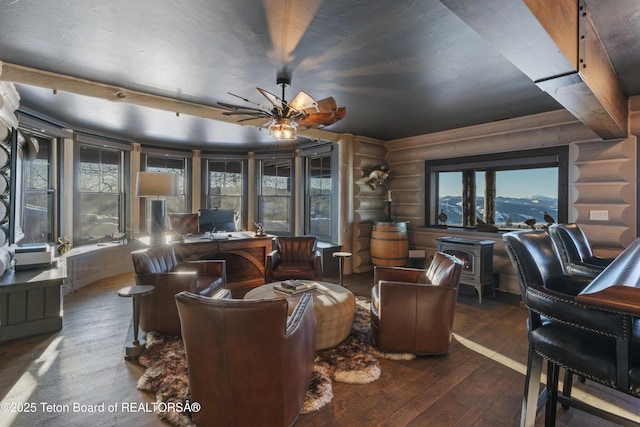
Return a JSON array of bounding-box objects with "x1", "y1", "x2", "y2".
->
[{"x1": 198, "y1": 209, "x2": 236, "y2": 233}]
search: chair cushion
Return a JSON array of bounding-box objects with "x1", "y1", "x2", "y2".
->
[
  {"x1": 132, "y1": 247, "x2": 178, "y2": 273},
  {"x1": 271, "y1": 261, "x2": 316, "y2": 281},
  {"x1": 276, "y1": 237, "x2": 317, "y2": 262},
  {"x1": 531, "y1": 322, "x2": 617, "y2": 386}
]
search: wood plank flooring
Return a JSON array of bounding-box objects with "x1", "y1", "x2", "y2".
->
[{"x1": 1, "y1": 272, "x2": 639, "y2": 426}]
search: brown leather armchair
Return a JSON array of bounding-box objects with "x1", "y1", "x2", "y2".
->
[
  {"x1": 131, "y1": 246, "x2": 229, "y2": 336},
  {"x1": 265, "y1": 236, "x2": 323, "y2": 283},
  {"x1": 175, "y1": 291, "x2": 317, "y2": 427},
  {"x1": 370, "y1": 252, "x2": 464, "y2": 355}
]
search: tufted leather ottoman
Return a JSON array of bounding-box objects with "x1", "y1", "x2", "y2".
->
[{"x1": 245, "y1": 281, "x2": 355, "y2": 350}]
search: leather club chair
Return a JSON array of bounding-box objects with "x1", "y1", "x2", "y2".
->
[
  {"x1": 370, "y1": 252, "x2": 464, "y2": 355},
  {"x1": 548, "y1": 223, "x2": 614, "y2": 278},
  {"x1": 175, "y1": 291, "x2": 317, "y2": 427},
  {"x1": 265, "y1": 236, "x2": 323, "y2": 283},
  {"x1": 131, "y1": 246, "x2": 229, "y2": 336},
  {"x1": 503, "y1": 230, "x2": 639, "y2": 427}
]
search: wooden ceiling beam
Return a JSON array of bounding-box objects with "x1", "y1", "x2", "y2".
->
[
  {"x1": 440, "y1": 0, "x2": 627, "y2": 140},
  {"x1": 0, "y1": 61, "x2": 341, "y2": 142}
]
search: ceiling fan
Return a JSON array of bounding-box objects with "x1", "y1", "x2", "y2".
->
[{"x1": 217, "y1": 69, "x2": 346, "y2": 140}]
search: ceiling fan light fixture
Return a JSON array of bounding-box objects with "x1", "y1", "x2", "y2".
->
[
  {"x1": 268, "y1": 118, "x2": 297, "y2": 140},
  {"x1": 219, "y1": 68, "x2": 345, "y2": 141}
]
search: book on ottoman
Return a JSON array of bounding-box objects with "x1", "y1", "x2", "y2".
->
[{"x1": 274, "y1": 280, "x2": 317, "y2": 296}]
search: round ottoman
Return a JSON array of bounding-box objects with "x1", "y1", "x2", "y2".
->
[{"x1": 245, "y1": 281, "x2": 356, "y2": 350}]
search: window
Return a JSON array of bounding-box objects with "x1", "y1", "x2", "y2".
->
[
  {"x1": 426, "y1": 147, "x2": 568, "y2": 230},
  {"x1": 75, "y1": 144, "x2": 126, "y2": 244},
  {"x1": 257, "y1": 157, "x2": 293, "y2": 234},
  {"x1": 143, "y1": 154, "x2": 189, "y2": 231},
  {"x1": 207, "y1": 160, "x2": 244, "y2": 213},
  {"x1": 22, "y1": 136, "x2": 54, "y2": 243},
  {"x1": 301, "y1": 144, "x2": 337, "y2": 242}
]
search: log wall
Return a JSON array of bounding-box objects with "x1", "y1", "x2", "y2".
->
[{"x1": 370, "y1": 109, "x2": 638, "y2": 294}]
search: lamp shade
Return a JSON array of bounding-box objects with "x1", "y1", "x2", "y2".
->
[{"x1": 136, "y1": 171, "x2": 179, "y2": 198}]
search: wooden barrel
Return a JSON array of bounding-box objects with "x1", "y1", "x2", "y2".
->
[{"x1": 370, "y1": 221, "x2": 409, "y2": 266}]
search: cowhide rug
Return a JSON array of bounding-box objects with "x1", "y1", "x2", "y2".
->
[{"x1": 137, "y1": 297, "x2": 413, "y2": 426}]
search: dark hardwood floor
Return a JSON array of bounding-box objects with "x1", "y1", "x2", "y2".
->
[{"x1": 1, "y1": 271, "x2": 639, "y2": 426}]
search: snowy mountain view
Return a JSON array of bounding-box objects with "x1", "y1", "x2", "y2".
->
[{"x1": 438, "y1": 195, "x2": 558, "y2": 228}]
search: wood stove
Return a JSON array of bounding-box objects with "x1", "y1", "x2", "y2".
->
[{"x1": 436, "y1": 236, "x2": 495, "y2": 303}]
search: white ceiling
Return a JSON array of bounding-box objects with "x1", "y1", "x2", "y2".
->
[{"x1": 1, "y1": 0, "x2": 639, "y2": 149}]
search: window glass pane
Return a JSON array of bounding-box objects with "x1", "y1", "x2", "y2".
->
[
  {"x1": 22, "y1": 138, "x2": 53, "y2": 243},
  {"x1": 145, "y1": 155, "x2": 187, "y2": 215},
  {"x1": 259, "y1": 159, "x2": 292, "y2": 233},
  {"x1": 429, "y1": 148, "x2": 565, "y2": 230},
  {"x1": 79, "y1": 146, "x2": 120, "y2": 193},
  {"x1": 307, "y1": 155, "x2": 332, "y2": 238},
  {"x1": 100, "y1": 149, "x2": 120, "y2": 192},
  {"x1": 76, "y1": 144, "x2": 124, "y2": 243},
  {"x1": 208, "y1": 160, "x2": 243, "y2": 212},
  {"x1": 438, "y1": 172, "x2": 462, "y2": 226},
  {"x1": 144, "y1": 155, "x2": 188, "y2": 235},
  {"x1": 495, "y1": 168, "x2": 558, "y2": 229},
  {"x1": 475, "y1": 171, "x2": 485, "y2": 222},
  {"x1": 79, "y1": 146, "x2": 100, "y2": 192},
  {"x1": 79, "y1": 193, "x2": 121, "y2": 239}
]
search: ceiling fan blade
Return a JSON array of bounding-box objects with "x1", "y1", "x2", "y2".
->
[
  {"x1": 309, "y1": 97, "x2": 338, "y2": 114},
  {"x1": 257, "y1": 87, "x2": 284, "y2": 109},
  {"x1": 298, "y1": 107, "x2": 347, "y2": 127},
  {"x1": 217, "y1": 102, "x2": 266, "y2": 113},
  {"x1": 289, "y1": 91, "x2": 317, "y2": 112},
  {"x1": 226, "y1": 92, "x2": 261, "y2": 107},
  {"x1": 237, "y1": 117, "x2": 272, "y2": 126},
  {"x1": 222, "y1": 111, "x2": 269, "y2": 117}
]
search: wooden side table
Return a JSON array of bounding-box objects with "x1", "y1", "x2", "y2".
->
[
  {"x1": 332, "y1": 251, "x2": 352, "y2": 287},
  {"x1": 117, "y1": 285, "x2": 154, "y2": 360}
]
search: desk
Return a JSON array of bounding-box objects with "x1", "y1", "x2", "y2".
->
[
  {"x1": 118, "y1": 285, "x2": 154, "y2": 360},
  {"x1": 576, "y1": 238, "x2": 640, "y2": 315},
  {"x1": 172, "y1": 232, "x2": 273, "y2": 298}
]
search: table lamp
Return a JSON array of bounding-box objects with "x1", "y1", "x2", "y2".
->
[{"x1": 136, "y1": 171, "x2": 179, "y2": 246}]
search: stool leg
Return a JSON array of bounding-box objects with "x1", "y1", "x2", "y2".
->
[
  {"x1": 521, "y1": 346, "x2": 543, "y2": 427},
  {"x1": 339, "y1": 257, "x2": 344, "y2": 286},
  {"x1": 132, "y1": 296, "x2": 141, "y2": 346}
]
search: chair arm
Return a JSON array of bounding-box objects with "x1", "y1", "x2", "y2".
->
[
  {"x1": 546, "y1": 275, "x2": 592, "y2": 296},
  {"x1": 379, "y1": 280, "x2": 458, "y2": 300},
  {"x1": 286, "y1": 292, "x2": 316, "y2": 335},
  {"x1": 135, "y1": 271, "x2": 198, "y2": 293},
  {"x1": 177, "y1": 260, "x2": 227, "y2": 284},
  {"x1": 284, "y1": 292, "x2": 316, "y2": 415},
  {"x1": 374, "y1": 266, "x2": 428, "y2": 285},
  {"x1": 566, "y1": 262, "x2": 607, "y2": 278},
  {"x1": 526, "y1": 286, "x2": 629, "y2": 340},
  {"x1": 211, "y1": 287, "x2": 232, "y2": 300},
  {"x1": 265, "y1": 250, "x2": 282, "y2": 283},
  {"x1": 312, "y1": 250, "x2": 323, "y2": 280},
  {"x1": 584, "y1": 255, "x2": 615, "y2": 268}
]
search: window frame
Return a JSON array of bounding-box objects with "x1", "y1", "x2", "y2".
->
[
  {"x1": 203, "y1": 156, "x2": 247, "y2": 229},
  {"x1": 425, "y1": 146, "x2": 568, "y2": 230},
  {"x1": 140, "y1": 149, "x2": 192, "y2": 233},
  {"x1": 20, "y1": 135, "x2": 56, "y2": 244},
  {"x1": 73, "y1": 137, "x2": 130, "y2": 246},
  {"x1": 300, "y1": 143, "x2": 338, "y2": 243},
  {"x1": 255, "y1": 153, "x2": 294, "y2": 236}
]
